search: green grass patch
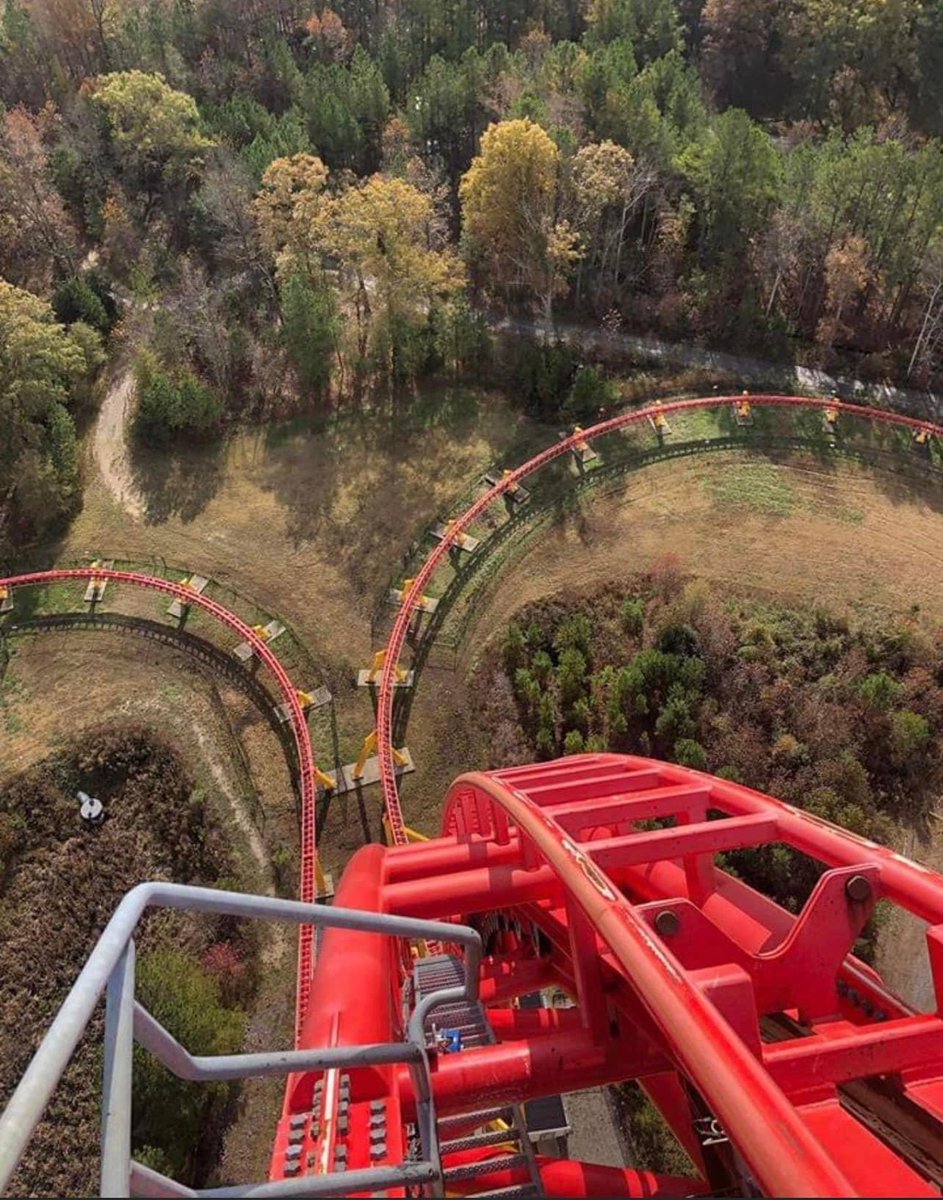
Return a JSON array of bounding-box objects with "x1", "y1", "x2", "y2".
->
[{"x1": 706, "y1": 462, "x2": 796, "y2": 516}]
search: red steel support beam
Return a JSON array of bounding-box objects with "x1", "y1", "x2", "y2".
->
[
  {"x1": 442, "y1": 772, "x2": 854, "y2": 1196},
  {"x1": 398, "y1": 1028, "x2": 665, "y2": 1119}
]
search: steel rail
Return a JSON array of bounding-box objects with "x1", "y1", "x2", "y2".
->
[
  {"x1": 376, "y1": 394, "x2": 943, "y2": 844},
  {"x1": 0, "y1": 568, "x2": 320, "y2": 1041},
  {"x1": 441, "y1": 770, "x2": 855, "y2": 1197}
]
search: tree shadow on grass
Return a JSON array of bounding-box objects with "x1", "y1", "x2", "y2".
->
[
  {"x1": 131, "y1": 438, "x2": 228, "y2": 524},
  {"x1": 252, "y1": 387, "x2": 555, "y2": 598}
]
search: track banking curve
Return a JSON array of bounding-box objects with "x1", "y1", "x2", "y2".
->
[
  {"x1": 0, "y1": 568, "x2": 320, "y2": 1041},
  {"x1": 5, "y1": 395, "x2": 943, "y2": 1048},
  {"x1": 376, "y1": 393, "x2": 943, "y2": 843}
]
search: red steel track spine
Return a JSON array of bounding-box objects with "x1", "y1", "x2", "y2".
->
[
  {"x1": 376, "y1": 394, "x2": 943, "y2": 843},
  {"x1": 0, "y1": 568, "x2": 320, "y2": 1043}
]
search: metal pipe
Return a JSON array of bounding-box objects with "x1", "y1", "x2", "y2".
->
[
  {"x1": 445, "y1": 773, "x2": 854, "y2": 1197},
  {"x1": 134, "y1": 1004, "x2": 422, "y2": 1081},
  {"x1": 197, "y1": 1162, "x2": 438, "y2": 1197},
  {"x1": 130, "y1": 1161, "x2": 198, "y2": 1197},
  {"x1": 0, "y1": 881, "x2": 479, "y2": 1194},
  {"x1": 101, "y1": 941, "x2": 136, "y2": 1198},
  {"x1": 399, "y1": 1027, "x2": 664, "y2": 1119}
]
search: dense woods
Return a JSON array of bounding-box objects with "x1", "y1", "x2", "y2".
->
[
  {"x1": 477, "y1": 565, "x2": 943, "y2": 921},
  {"x1": 6, "y1": 1, "x2": 943, "y2": 552},
  {"x1": 0, "y1": 727, "x2": 257, "y2": 1196}
]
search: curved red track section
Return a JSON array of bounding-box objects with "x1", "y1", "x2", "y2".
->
[
  {"x1": 280, "y1": 751, "x2": 943, "y2": 1195},
  {"x1": 0, "y1": 568, "x2": 320, "y2": 1041},
  {"x1": 377, "y1": 393, "x2": 943, "y2": 842}
]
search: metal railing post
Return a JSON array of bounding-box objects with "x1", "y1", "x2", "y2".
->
[{"x1": 101, "y1": 941, "x2": 136, "y2": 1198}]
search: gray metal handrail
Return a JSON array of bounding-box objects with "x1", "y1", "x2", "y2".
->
[{"x1": 0, "y1": 882, "x2": 482, "y2": 1198}]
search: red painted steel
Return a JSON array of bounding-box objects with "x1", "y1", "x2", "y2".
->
[
  {"x1": 375, "y1": 394, "x2": 943, "y2": 845},
  {"x1": 0, "y1": 568, "x2": 322, "y2": 1043},
  {"x1": 11, "y1": 397, "x2": 943, "y2": 1194},
  {"x1": 276, "y1": 750, "x2": 943, "y2": 1193}
]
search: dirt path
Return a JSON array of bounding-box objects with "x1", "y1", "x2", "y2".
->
[
  {"x1": 493, "y1": 314, "x2": 942, "y2": 419},
  {"x1": 92, "y1": 367, "x2": 145, "y2": 520}
]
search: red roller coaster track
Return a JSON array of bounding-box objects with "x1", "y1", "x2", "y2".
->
[
  {"x1": 375, "y1": 393, "x2": 943, "y2": 839},
  {"x1": 0, "y1": 568, "x2": 321, "y2": 1042},
  {"x1": 8, "y1": 393, "x2": 943, "y2": 1197}
]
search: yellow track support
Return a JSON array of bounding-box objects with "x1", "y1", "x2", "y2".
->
[
  {"x1": 367, "y1": 650, "x2": 407, "y2": 684},
  {"x1": 651, "y1": 401, "x2": 668, "y2": 430},
  {"x1": 573, "y1": 424, "x2": 590, "y2": 453},
  {"x1": 315, "y1": 857, "x2": 329, "y2": 895},
  {"x1": 501, "y1": 468, "x2": 521, "y2": 494},
  {"x1": 252, "y1": 624, "x2": 272, "y2": 641},
  {"x1": 353, "y1": 732, "x2": 408, "y2": 780},
  {"x1": 353, "y1": 731, "x2": 378, "y2": 779},
  {"x1": 397, "y1": 578, "x2": 433, "y2": 607},
  {"x1": 296, "y1": 690, "x2": 315, "y2": 708},
  {"x1": 314, "y1": 765, "x2": 336, "y2": 792},
  {"x1": 382, "y1": 814, "x2": 428, "y2": 844},
  {"x1": 737, "y1": 393, "x2": 752, "y2": 420},
  {"x1": 915, "y1": 427, "x2": 932, "y2": 445}
]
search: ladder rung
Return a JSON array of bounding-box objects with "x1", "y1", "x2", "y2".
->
[
  {"x1": 442, "y1": 1128, "x2": 521, "y2": 1155},
  {"x1": 438, "y1": 1107, "x2": 512, "y2": 1132},
  {"x1": 445, "y1": 1153, "x2": 529, "y2": 1182}
]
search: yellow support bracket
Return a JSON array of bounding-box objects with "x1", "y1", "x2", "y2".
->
[
  {"x1": 353, "y1": 731, "x2": 409, "y2": 780},
  {"x1": 252, "y1": 624, "x2": 272, "y2": 640},
  {"x1": 0, "y1": 585, "x2": 7, "y2": 602},
  {"x1": 297, "y1": 690, "x2": 315, "y2": 708},
  {"x1": 501, "y1": 468, "x2": 520, "y2": 494},
  {"x1": 368, "y1": 650, "x2": 407, "y2": 684},
  {"x1": 915, "y1": 427, "x2": 931, "y2": 445},
  {"x1": 382, "y1": 813, "x2": 428, "y2": 843},
  {"x1": 315, "y1": 857, "x2": 328, "y2": 895},
  {"x1": 352, "y1": 731, "x2": 378, "y2": 780},
  {"x1": 573, "y1": 424, "x2": 590, "y2": 453},
  {"x1": 737, "y1": 392, "x2": 752, "y2": 419},
  {"x1": 314, "y1": 766, "x2": 336, "y2": 791}
]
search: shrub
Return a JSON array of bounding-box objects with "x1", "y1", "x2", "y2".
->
[
  {"x1": 503, "y1": 623, "x2": 526, "y2": 674},
  {"x1": 563, "y1": 729, "x2": 585, "y2": 754},
  {"x1": 554, "y1": 613, "x2": 593, "y2": 658},
  {"x1": 512, "y1": 339, "x2": 579, "y2": 418},
  {"x1": 655, "y1": 686, "x2": 696, "y2": 741},
  {"x1": 621, "y1": 596, "x2": 645, "y2": 635},
  {"x1": 673, "y1": 738, "x2": 708, "y2": 769},
  {"x1": 890, "y1": 710, "x2": 931, "y2": 764},
  {"x1": 561, "y1": 364, "x2": 617, "y2": 421},
  {"x1": 53, "y1": 275, "x2": 111, "y2": 333},
  {"x1": 857, "y1": 671, "x2": 901, "y2": 712},
  {"x1": 133, "y1": 948, "x2": 246, "y2": 1175},
  {"x1": 558, "y1": 647, "x2": 588, "y2": 705},
  {"x1": 134, "y1": 351, "x2": 224, "y2": 446},
  {"x1": 657, "y1": 623, "x2": 700, "y2": 658}
]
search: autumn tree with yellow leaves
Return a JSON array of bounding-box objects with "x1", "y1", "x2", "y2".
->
[
  {"x1": 255, "y1": 154, "x2": 462, "y2": 389},
  {"x1": 459, "y1": 118, "x2": 581, "y2": 323}
]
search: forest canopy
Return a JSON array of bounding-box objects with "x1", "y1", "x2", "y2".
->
[{"x1": 6, "y1": 0, "x2": 943, "y2": 547}]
